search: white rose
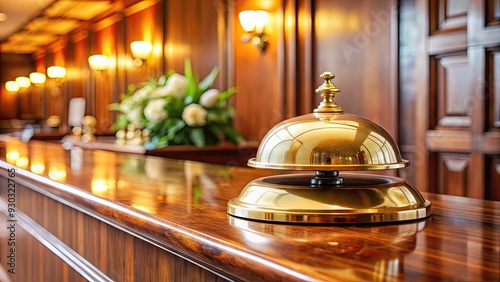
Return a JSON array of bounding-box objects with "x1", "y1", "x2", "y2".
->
[
  {"x1": 120, "y1": 101, "x2": 132, "y2": 114},
  {"x1": 199, "y1": 89, "x2": 220, "y2": 108},
  {"x1": 144, "y1": 99, "x2": 168, "y2": 123},
  {"x1": 150, "y1": 85, "x2": 169, "y2": 98},
  {"x1": 151, "y1": 74, "x2": 189, "y2": 98},
  {"x1": 182, "y1": 104, "x2": 207, "y2": 127},
  {"x1": 132, "y1": 85, "x2": 153, "y2": 101},
  {"x1": 126, "y1": 107, "x2": 143, "y2": 127}
]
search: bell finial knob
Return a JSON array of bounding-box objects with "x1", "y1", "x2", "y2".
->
[{"x1": 314, "y1": 71, "x2": 343, "y2": 113}]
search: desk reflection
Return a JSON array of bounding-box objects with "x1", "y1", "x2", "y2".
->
[{"x1": 229, "y1": 216, "x2": 426, "y2": 281}]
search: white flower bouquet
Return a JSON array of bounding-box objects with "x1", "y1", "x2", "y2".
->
[{"x1": 109, "y1": 60, "x2": 243, "y2": 149}]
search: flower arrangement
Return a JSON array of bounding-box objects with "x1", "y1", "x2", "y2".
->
[{"x1": 109, "y1": 60, "x2": 243, "y2": 149}]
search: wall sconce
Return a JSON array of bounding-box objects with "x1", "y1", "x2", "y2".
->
[
  {"x1": 5, "y1": 81, "x2": 19, "y2": 92},
  {"x1": 47, "y1": 66, "x2": 66, "y2": 85},
  {"x1": 130, "y1": 41, "x2": 152, "y2": 67},
  {"x1": 238, "y1": 10, "x2": 269, "y2": 52},
  {"x1": 30, "y1": 71, "x2": 48, "y2": 118},
  {"x1": 47, "y1": 66, "x2": 66, "y2": 98},
  {"x1": 15, "y1": 76, "x2": 31, "y2": 89},
  {"x1": 88, "y1": 54, "x2": 109, "y2": 77},
  {"x1": 29, "y1": 72, "x2": 46, "y2": 87}
]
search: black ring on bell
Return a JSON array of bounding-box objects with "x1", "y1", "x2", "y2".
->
[{"x1": 310, "y1": 170, "x2": 344, "y2": 187}]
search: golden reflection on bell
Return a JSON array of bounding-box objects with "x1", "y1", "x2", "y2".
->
[{"x1": 227, "y1": 71, "x2": 431, "y2": 224}]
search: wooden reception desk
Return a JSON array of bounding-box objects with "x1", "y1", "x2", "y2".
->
[{"x1": 0, "y1": 138, "x2": 498, "y2": 281}]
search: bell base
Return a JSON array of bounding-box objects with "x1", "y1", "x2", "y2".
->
[{"x1": 227, "y1": 173, "x2": 432, "y2": 224}]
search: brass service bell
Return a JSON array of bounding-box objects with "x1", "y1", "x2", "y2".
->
[{"x1": 227, "y1": 72, "x2": 431, "y2": 224}]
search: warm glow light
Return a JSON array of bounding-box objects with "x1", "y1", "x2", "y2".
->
[
  {"x1": 254, "y1": 11, "x2": 268, "y2": 33},
  {"x1": 6, "y1": 151, "x2": 20, "y2": 163},
  {"x1": 31, "y1": 163, "x2": 46, "y2": 174},
  {"x1": 48, "y1": 168, "x2": 66, "y2": 181},
  {"x1": 130, "y1": 41, "x2": 152, "y2": 60},
  {"x1": 92, "y1": 179, "x2": 109, "y2": 194},
  {"x1": 47, "y1": 66, "x2": 66, "y2": 79},
  {"x1": 15, "y1": 157, "x2": 29, "y2": 169},
  {"x1": 5, "y1": 81, "x2": 19, "y2": 92},
  {"x1": 29, "y1": 72, "x2": 47, "y2": 86},
  {"x1": 239, "y1": 10, "x2": 268, "y2": 33},
  {"x1": 239, "y1": 10, "x2": 256, "y2": 32},
  {"x1": 15, "y1": 76, "x2": 31, "y2": 88},
  {"x1": 88, "y1": 54, "x2": 110, "y2": 71},
  {"x1": 131, "y1": 205, "x2": 153, "y2": 213},
  {"x1": 238, "y1": 10, "x2": 269, "y2": 51}
]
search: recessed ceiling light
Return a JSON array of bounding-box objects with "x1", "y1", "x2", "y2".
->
[{"x1": 0, "y1": 13, "x2": 7, "y2": 22}]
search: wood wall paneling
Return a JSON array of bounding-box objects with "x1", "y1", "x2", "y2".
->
[
  {"x1": 414, "y1": 0, "x2": 500, "y2": 198},
  {"x1": 0, "y1": 54, "x2": 35, "y2": 120},
  {"x1": 487, "y1": 48, "x2": 500, "y2": 129},
  {"x1": 164, "y1": 0, "x2": 224, "y2": 88},
  {"x1": 399, "y1": 0, "x2": 419, "y2": 185},
  {"x1": 470, "y1": 0, "x2": 500, "y2": 45},
  {"x1": 486, "y1": 0, "x2": 500, "y2": 25},
  {"x1": 125, "y1": 1, "x2": 163, "y2": 84},
  {"x1": 2, "y1": 0, "x2": 400, "y2": 153},
  {"x1": 429, "y1": 0, "x2": 467, "y2": 34},
  {"x1": 233, "y1": 0, "x2": 283, "y2": 141},
  {"x1": 438, "y1": 153, "x2": 470, "y2": 196},
  {"x1": 313, "y1": 0, "x2": 398, "y2": 138},
  {"x1": 433, "y1": 53, "x2": 471, "y2": 129},
  {"x1": 488, "y1": 156, "x2": 500, "y2": 200},
  {"x1": 93, "y1": 22, "x2": 120, "y2": 133}
]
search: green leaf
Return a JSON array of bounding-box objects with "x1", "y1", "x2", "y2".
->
[
  {"x1": 127, "y1": 83, "x2": 136, "y2": 94},
  {"x1": 108, "y1": 103, "x2": 122, "y2": 111},
  {"x1": 184, "y1": 58, "x2": 193, "y2": 80},
  {"x1": 189, "y1": 127, "x2": 205, "y2": 147},
  {"x1": 111, "y1": 114, "x2": 129, "y2": 131},
  {"x1": 218, "y1": 87, "x2": 237, "y2": 101},
  {"x1": 184, "y1": 58, "x2": 201, "y2": 102},
  {"x1": 198, "y1": 66, "x2": 219, "y2": 92},
  {"x1": 166, "y1": 119, "x2": 186, "y2": 140},
  {"x1": 220, "y1": 124, "x2": 244, "y2": 144},
  {"x1": 172, "y1": 128, "x2": 187, "y2": 144},
  {"x1": 164, "y1": 97, "x2": 185, "y2": 117}
]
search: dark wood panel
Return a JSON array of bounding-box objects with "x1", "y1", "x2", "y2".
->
[
  {"x1": 438, "y1": 153, "x2": 470, "y2": 196},
  {"x1": 470, "y1": 0, "x2": 500, "y2": 45},
  {"x1": 487, "y1": 156, "x2": 500, "y2": 200},
  {"x1": 413, "y1": 0, "x2": 500, "y2": 197},
  {"x1": 486, "y1": 0, "x2": 500, "y2": 25},
  {"x1": 433, "y1": 53, "x2": 471, "y2": 129},
  {"x1": 399, "y1": 0, "x2": 418, "y2": 147},
  {"x1": 487, "y1": 48, "x2": 500, "y2": 129},
  {"x1": 400, "y1": 150, "x2": 417, "y2": 186},
  {"x1": 429, "y1": 0, "x2": 467, "y2": 34}
]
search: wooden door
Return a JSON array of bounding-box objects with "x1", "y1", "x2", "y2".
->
[{"x1": 411, "y1": 0, "x2": 500, "y2": 199}]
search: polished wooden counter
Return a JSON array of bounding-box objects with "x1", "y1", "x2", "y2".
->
[
  {"x1": 0, "y1": 138, "x2": 499, "y2": 281},
  {"x1": 60, "y1": 135, "x2": 258, "y2": 167}
]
